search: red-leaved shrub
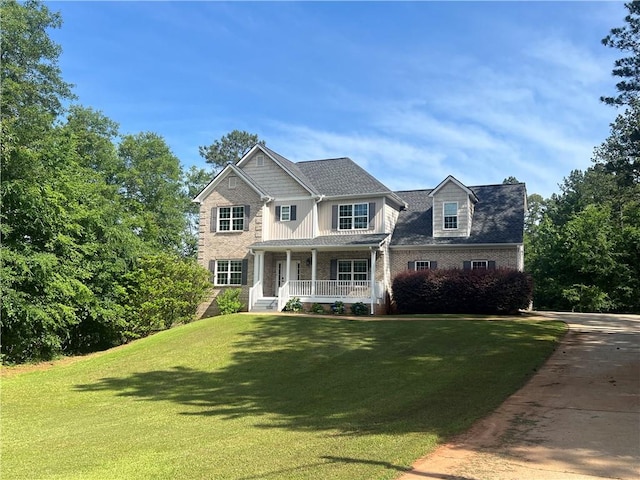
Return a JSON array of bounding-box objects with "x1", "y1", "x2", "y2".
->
[{"x1": 392, "y1": 268, "x2": 533, "y2": 314}]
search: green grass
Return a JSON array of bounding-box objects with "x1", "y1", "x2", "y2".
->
[{"x1": 1, "y1": 315, "x2": 566, "y2": 480}]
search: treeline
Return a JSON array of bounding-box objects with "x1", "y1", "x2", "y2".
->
[
  {"x1": 1, "y1": 0, "x2": 211, "y2": 363},
  {"x1": 526, "y1": 1, "x2": 640, "y2": 313}
]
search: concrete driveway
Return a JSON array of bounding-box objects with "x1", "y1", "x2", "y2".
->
[{"x1": 398, "y1": 312, "x2": 640, "y2": 480}]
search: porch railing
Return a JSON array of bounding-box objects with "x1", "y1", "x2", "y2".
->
[
  {"x1": 277, "y1": 281, "x2": 290, "y2": 312},
  {"x1": 248, "y1": 280, "x2": 262, "y2": 312},
  {"x1": 288, "y1": 280, "x2": 372, "y2": 299}
]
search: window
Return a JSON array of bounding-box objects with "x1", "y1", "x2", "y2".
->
[
  {"x1": 216, "y1": 260, "x2": 243, "y2": 285},
  {"x1": 280, "y1": 205, "x2": 291, "y2": 221},
  {"x1": 338, "y1": 260, "x2": 368, "y2": 281},
  {"x1": 218, "y1": 206, "x2": 245, "y2": 231},
  {"x1": 443, "y1": 202, "x2": 458, "y2": 229},
  {"x1": 339, "y1": 203, "x2": 368, "y2": 230},
  {"x1": 415, "y1": 261, "x2": 431, "y2": 271},
  {"x1": 471, "y1": 260, "x2": 488, "y2": 270}
]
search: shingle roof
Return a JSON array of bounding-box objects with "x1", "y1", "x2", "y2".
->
[
  {"x1": 250, "y1": 234, "x2": 390, "y2": 250},
  {"x1": 296, "y1": 158, "x2": 397, "y2": 198},
  {"x1": 391, "y1": 183, "x2": 526, "y2": 246}
]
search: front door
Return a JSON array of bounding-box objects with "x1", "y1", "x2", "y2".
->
[{"x1": 275, "y1": 260, "x2": 300, "y2": 294}]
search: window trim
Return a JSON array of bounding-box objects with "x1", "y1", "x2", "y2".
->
[
  {"x1": 215, "y1": 260, "x2": 243, "y2": 286},
  {"x1": 218, "y1": 205, "x2": 244, "y2": 232},
  {"x1": 337, "y1": 259, "x2": 369, "y2": 281},
  {"x1": 443, "y1": 201, "x2": 458, "y2": 230},
  {"x1": 414, "y1": 261, "x2": 431, "y2": 271},
  {"x1": 280, "y1": 205, "x2": 291, "y2": 222},
  {"x1": 471, "y1": 260, "x2": 488, "y2": 270},
  {"x1": 338, "y1": 203, "x2": 369, "y2": 231}
]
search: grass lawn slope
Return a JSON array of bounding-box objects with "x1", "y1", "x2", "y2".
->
[{"x1": 1, "y1": 315, "x2": 565, "y2": 480}]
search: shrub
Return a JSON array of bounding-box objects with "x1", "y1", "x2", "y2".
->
[
  {"x1": 119, "y1": 253, "x2": 212, "y2": 339},
  {"x1": 283, "y1": 297, "x2": 303, "y2": 312},
  {"x1": 310, "y1": 303, "x2": 326, "y2": 314},
  {"x1": 350, "y1": 302, "x2": 368, "y2": 316},
  {"x1": 216, "y1": 288, "x2": 244, "y2": 315},
  {"x1": 331, "y1": 301, "x2": 345, "y2": 314},
  {"x1": 392, "y1": 268, "x2": 533, "y2": 314}
]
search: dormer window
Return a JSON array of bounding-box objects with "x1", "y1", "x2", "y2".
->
[
  {"x1": 443, "y1": 202, "x2": 458, "y2": 229},
  {"x1": 339, "y1": 203, "x2": 369, "y2": 230}
]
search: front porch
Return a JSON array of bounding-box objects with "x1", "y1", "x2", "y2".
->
[
  {"x1": 249, "y1": 279, "x2": 382, "y2": 312},
  {"x1": 247, "y1": 237, "x2": 388, "y2": 313}
]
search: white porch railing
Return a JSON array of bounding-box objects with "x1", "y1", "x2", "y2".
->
[
  {"x1": 248, "y1": 280, "x2": 263, "y2": 312},
  {"x1": 277, "y1": 281, "x2": 290, "y2": 312},
  {"x1": 289, "y1": 280, "x2": 372, "y2": 299},
  {"x1": 251, "y1": 280, "x2": 380, "y2": 312}
]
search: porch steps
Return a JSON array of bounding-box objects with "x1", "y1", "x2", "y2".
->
[{"x1": 252, "y1": 297, "x2": 279, "y2": 312}]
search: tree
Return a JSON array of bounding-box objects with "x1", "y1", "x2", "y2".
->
[
  {"x1": 601, "y1": 1, "x2": 640, "y2": 107},
  {"x1": 502, "y1": 176, "x2": 520, "y2": 184},
  {"x1": 198, "y1": 129, "x2": 264, "y2": 170},
  {"x1": 117, "y1": 132, "x2": 191, "y2": 254},
  {"x1": 0, "y1": 0, "x2": 74, "y2": 144}
]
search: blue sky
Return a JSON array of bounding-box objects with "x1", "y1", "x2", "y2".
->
[{"x1": 48, "y1": 1, "x2": 626, "y2": 198}]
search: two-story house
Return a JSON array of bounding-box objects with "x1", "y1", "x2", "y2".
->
[{"x1": 194, "y1": 144, "x2": 526, "y2": 316}]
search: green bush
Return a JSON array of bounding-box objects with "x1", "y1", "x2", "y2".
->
[
  {"x1": 216, "y1": 288, "x2": 244, "y2": 315},
  {"x1": 331, "y1": 301, "x2": 345, "y2": 314},
  {"x1": 309, "y1": 303, "x2": 325, "y2": 314},
  {"x1": 350, "y1": 302, "x2": 369, "y2": 316},
  {"x1": 120, "y1": 253, "x2": 212, "y2": 338},
  {"x1": 283, "y1": 297, "x2": 303, "y2": 312}
]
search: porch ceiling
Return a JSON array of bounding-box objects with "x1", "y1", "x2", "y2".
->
[{"x1": 249, "y1": 234, "x2": 389, "y2": 252}]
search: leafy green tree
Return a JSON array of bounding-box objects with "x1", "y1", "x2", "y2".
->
[
  {"x1": 0, "y1": 0, "x2": 74, "y2": 144},
  {"x1": 117, "y1": 132, "x2": 190, "y2": 254},
  {"x1": 198, "y1": 129, "x2": 264, "y2": 170},
  {"x1": 1, "y1": 1, "x2": 215, "y2": 362}
]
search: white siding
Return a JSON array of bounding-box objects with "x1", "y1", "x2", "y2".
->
[
  {"x1": 317, "y1": 198, "x2": 385, "y2": 236},
  {"x1": 384, "y1": 199, "x2": 400, "y2": 234},
  {"x1": 432, "y1": 182, "x2": 472, "y2": 238},
  {"x1": 267, "y1": 199, "x2": 315, "y2": 240}
]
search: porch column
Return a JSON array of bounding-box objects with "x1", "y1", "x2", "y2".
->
[
  {"x1": 310, "y1": 249, "x2": 317, "y2": 296},
  {"x1": 285, "y1": 250, "x2": 291, "y2": 283},
  {"x1": 253, "y1": 251, "x2": 261, "y2": 285},
  {"x1": 370, "y1": 248, "x2": 377, "y2": 315}
]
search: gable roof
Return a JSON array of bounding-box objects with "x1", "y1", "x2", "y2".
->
[
  {"x1": 237, "y1": 144, "x2": 319, "y2": 196},
  {"x1": 391, "y1": 183, "x2": 526, "y2": 246},
  {"x1": 192, "y1": 163, "x2": 272, "y2": 204},
  {"x1": 429, "y1": 175, "x2": 479, "y2": 203}
]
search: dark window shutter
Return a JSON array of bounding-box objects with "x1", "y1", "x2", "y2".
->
[
  {"x1": 208, "y1": 259, "x2": 216, "y2": 282},
  {"x1": 408, "y1": 261, "x2": 415, "y2": 270},
  {"x1": 210, "y1": 208, "x2": 217, "y2": 232},
  {"x1": 290, "y1": 205, "x2": 297, "y2": 221},
  {"x1": 463, "y1": 261, "x2": 471, "y2": 270},
  {"x1": 330, "y1": 259, "x2": 338, "y2": 280},
  {"x1": 241, "y1": 259, "x2": 249, "y2": 285},
  {"x1": 275, "y1": 206, "x2": 281, "y2": 221},
  {"x1": 488, "y1": 261, "x2": 496, "y2": 270},
  {"x1": 431, "y1": 261, "x2": 438, "y2": 270},
  {"x1": 368, "y1": 202, "x2": 376, "y2": 228},
  {"x1": 244, "y1": 205, "x2": 250, "y2": 231},
  {"x1": 331, "y1": 205, "x2": 338, "y2": 230}
]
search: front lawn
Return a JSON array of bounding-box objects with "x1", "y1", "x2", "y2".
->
[{"x1": 1, "y1": 315, "x2": 565, "y2": 480}]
